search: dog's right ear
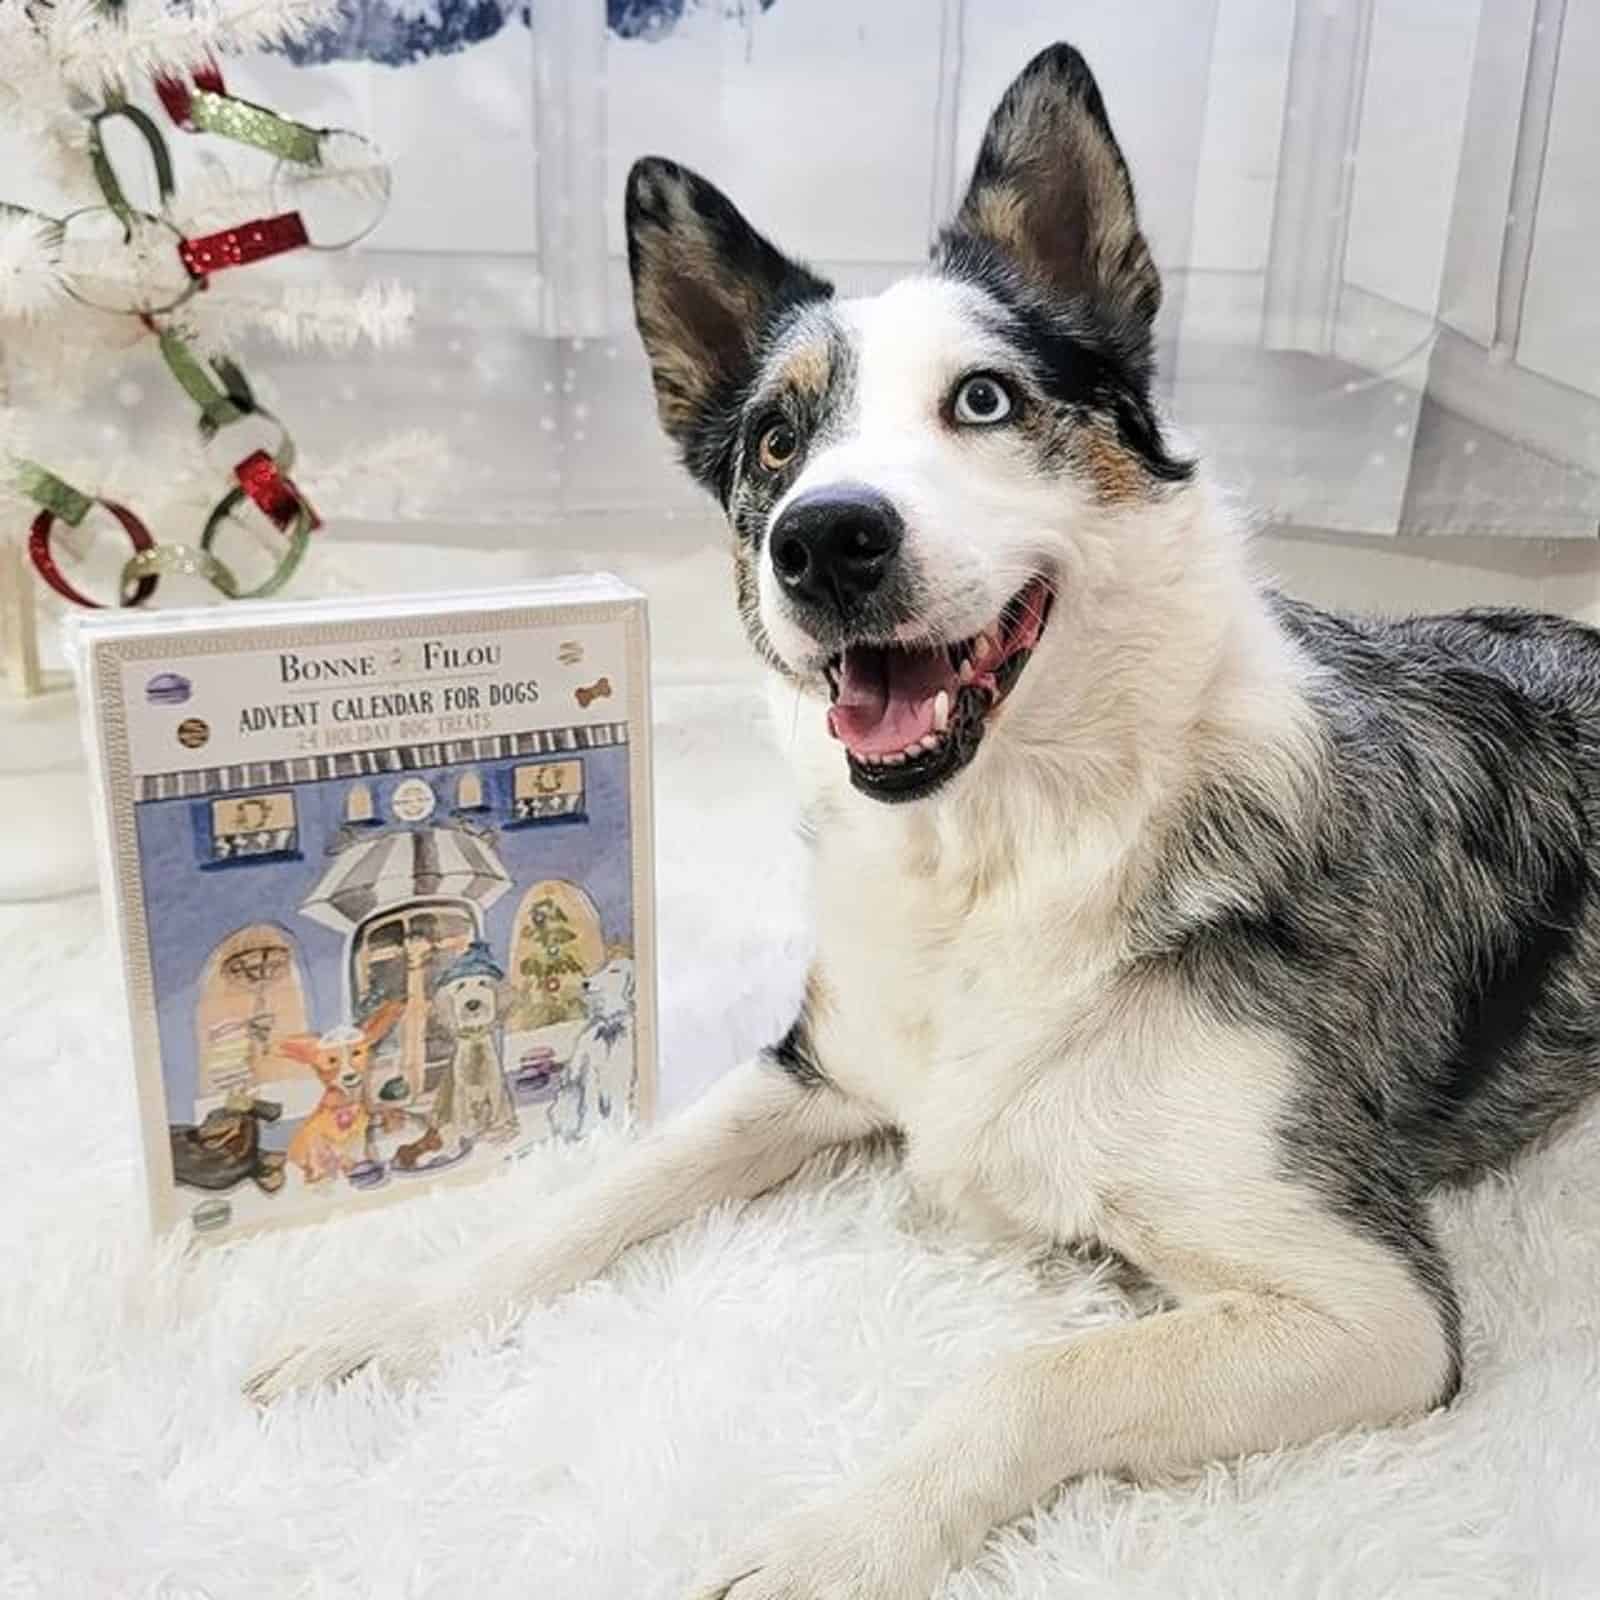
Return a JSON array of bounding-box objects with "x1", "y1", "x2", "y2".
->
[{"x1": 626, "y1": 157, "x2": 831, "y2": 498}]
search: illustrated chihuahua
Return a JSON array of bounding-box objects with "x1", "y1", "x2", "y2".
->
[
  {"x1": 249, "y1": 44, "x2": 1600, "y2": 1600},
  {"x1": 280, "y1": 1001, "x2": 406, "y2": 1185}
]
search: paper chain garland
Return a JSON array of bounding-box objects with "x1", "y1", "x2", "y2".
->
[{"x1": 8, "y1": 56, "x2": 390, "y2": 607}]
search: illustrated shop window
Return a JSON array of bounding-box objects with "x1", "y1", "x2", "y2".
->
[
  {"x1": 344, "y1": 782, "x2": 378, "y2": 826},
  {"x1": 194, "y1": 924, "x2": 310, "y2": 1102},
  {"x1": 455, "y1": 770, "x2": 487, "y2": 812},
  {"x1": 207, "y1": 791, "x2": 299, "y2": 865},
  {"x1": 511, "y1": 759, "x2": 585, "y2": 825}
]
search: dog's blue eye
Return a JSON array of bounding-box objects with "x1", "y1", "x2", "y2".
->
[{"x1": 951, "y1": 374, "x2": 1013, "y2": 426}]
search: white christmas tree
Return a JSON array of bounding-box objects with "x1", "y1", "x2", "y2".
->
[{"x1": 0, "y1": 0, "x2": 425, "y2": 691}]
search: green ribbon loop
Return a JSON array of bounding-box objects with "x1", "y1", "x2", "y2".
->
[
  {"x1": 157, "y1": 330, "x2": 247, "y2": 435},
  {"x1": 89, "y1": 104, "x2": 177, "y2": 222},
  {"x1": 201, "y1": 487, "x2": 313, "y2": 599},
  {"x1": 210, "y1": 356, "x2": 258, "y2": 414},
  {"x1": 188, "y1": 90, "x2": 323, "y2": 165},
  {"x1": 15, "y1": 461, "x2": 92, "y2": 527}
]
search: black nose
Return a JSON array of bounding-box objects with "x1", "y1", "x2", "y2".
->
[{"x1": 769, "y1": 484, "x2": 903, "y2": 615}]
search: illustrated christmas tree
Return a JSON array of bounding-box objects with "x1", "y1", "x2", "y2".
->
[
  {"x1": 516, "y1": 892, "x2": 591, "y2": 1029},
  {"x1": 0, "y1": 0, "x2": 425, "y2": 690}
]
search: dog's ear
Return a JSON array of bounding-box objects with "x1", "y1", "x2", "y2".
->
[
  {"x1": 626, "y1": 156, "x2": 832, "y2": 496},
  {"x1": 941, "y1": 43, "x2": 1159, "y2": 331},
  {"x1": 359, "y1": 998, "x2": 407, "y2": 1046},
  {"x1": 274, "y1": 1034, "x2": 324, "y2": 1069}
]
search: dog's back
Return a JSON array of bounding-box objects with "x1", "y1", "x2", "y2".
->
[{"x1": 1144, "y1": 599, "x2": 1600, "y2": 1200}]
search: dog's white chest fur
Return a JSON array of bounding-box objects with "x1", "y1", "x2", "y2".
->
[
  {"x1": 803, "y1": 782, "x2": 1309, "y2": 1304},
  {"x1": 810, "y1": 805, "x2": 1136, "y2": 1248}
]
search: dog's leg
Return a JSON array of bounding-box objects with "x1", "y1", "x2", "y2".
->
[
  {"x1": 245, "y1": 1053, "x2": 880, "y2": 1403},
  {"x1": 693, "y1": 1220, "x2": 1456, "y2": 1600}
]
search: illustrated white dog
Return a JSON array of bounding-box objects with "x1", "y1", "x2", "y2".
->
[
  {"x1": 248, "y1": 43, "x2": 1600, "y2": 1600},
  {"x1": 549, "y1": 956, "x2": 638, "y2": 1140}
]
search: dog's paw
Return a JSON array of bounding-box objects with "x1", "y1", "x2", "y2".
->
[
  {"x1": 689, "y1": 1503, "x2": 943, "y2": 1600},
  {"x1": 243, "y1": 1299, "x2": 451, "y2": 1406}
]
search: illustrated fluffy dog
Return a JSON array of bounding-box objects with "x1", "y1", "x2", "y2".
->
[
  {"x1": 548, "y1": 956, "x2": 638, "y2": 1140},
  {"x1": 396, "y1": 940, "x2": 519, "y2": 1170},
  {"x1": 249, "y1": 44, "x2": 1600, "y2": 1600}
]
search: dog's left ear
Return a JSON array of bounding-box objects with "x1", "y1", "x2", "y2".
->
[
  {"x1": 626, "y1": 156, "x2": 832, "y2": 496},
  {"x1": 942, "y1": 43, "x2": 1160, "y2": 332}
]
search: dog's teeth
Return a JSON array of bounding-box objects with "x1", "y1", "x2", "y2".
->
[
  {"x1": 918, "y1": 734, "x2": 939, "y2": 752},
  {"x1": 958, "y1": 657, "x2": 974, "y2": 684},
  {"x1": 883, "y1": 751, "x2": 903, "y2": 765},
  {"x1": 933, "y1": 689, "x2": 949, "y2": 732}
]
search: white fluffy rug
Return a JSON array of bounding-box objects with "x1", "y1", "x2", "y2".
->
[{"x1": 3, "y1": 679, "x2": 1600, "y2": 1599}]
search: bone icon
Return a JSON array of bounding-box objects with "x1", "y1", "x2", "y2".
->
[{"x1": 575, "y1": 676, "x2": 612, "y2": 708}]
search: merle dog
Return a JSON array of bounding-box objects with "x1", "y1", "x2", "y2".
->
[{"x1": 249, "y1": 44, "x2": 1600, "y2": 1600}]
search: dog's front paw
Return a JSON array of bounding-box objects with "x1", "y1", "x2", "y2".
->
[
  {"x1": 690, "y1": 1502, "x2": 944, "y2": 1600},
  {"x1": 244, "y1": 1298, "x2": 453, "y2": 1405}
]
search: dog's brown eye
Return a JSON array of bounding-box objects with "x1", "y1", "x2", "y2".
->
[
  {"x1": 758, "y1": 421, "x2": 799, "y2": 472},
  {"x1": 952, "y1": 373, "x2": 1014, "y2": 426}
]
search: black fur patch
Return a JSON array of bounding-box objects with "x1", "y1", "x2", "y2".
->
[
  {"x1": 729, "y1": 317, "x2": 859, "y2": 550},
  {"x1": 767, "y1": 1013, "x2": 829, "y2": 1090},
  {"x1": 943, "y1": 242, "x2": 1192, "y2": 485}
]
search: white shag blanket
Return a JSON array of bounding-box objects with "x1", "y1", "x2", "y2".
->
[{"x1": 3, "y1": 680, "x2": 1599, "y2": 1600}]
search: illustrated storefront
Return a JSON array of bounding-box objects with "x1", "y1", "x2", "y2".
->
[{"x1": 132, "y1": 720, "x2": 637, "y2": 1158}]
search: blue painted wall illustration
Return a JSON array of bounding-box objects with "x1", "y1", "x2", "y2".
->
[
  {"x1": 135, "y1": 744, "x2": 635, "y2": 1120},
  {"x1": 282, "y1": 0, "x2": 779, "y2": 70}
]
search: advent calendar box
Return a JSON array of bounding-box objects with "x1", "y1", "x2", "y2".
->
[{"x1": 70, "y1": 578, "x2": 656, "y2": 1242}]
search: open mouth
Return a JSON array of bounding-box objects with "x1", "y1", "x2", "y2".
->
[{"x1": 823, "y1": 575, "x2": 1054, "y2": 802}]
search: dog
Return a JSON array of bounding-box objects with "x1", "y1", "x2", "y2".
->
[
  {"x1": 396, "y1": 940, "x2": 519, "y2": 1170},
  {"x1": 549, "y1": 956, "x2": 638, "y2": 1140},
  {"x1": 280, "y1": 1001, "x2": 405, "y2": 1184},
  {"x1": 247, "y1": 42, "x2": 1600, "y2": 1599}
]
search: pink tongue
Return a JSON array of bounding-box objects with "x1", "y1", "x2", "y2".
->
[{"x1": 829, "y1": 644, "x2": 954, "y2": 756}]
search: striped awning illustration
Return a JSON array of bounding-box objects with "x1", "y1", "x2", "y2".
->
[{"x1": 299, "y1": 825, "x2": 512, "y2": 933}]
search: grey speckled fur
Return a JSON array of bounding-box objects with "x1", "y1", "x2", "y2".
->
[{"x1": 1131, "y1": 601, "x2": 1600, "y2": 1395}]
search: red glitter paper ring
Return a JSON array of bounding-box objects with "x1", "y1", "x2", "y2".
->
[
  {"x1": 28, "y1": 502, "x2": 159, "y2": 608},
  {"x1": 177, "y1": 212, "x2": 310, "y2": 279}
]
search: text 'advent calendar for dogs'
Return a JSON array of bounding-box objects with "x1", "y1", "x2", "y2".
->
[{"x1": 70, "y1": 578, "x2": 656, "y2": 1242}]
